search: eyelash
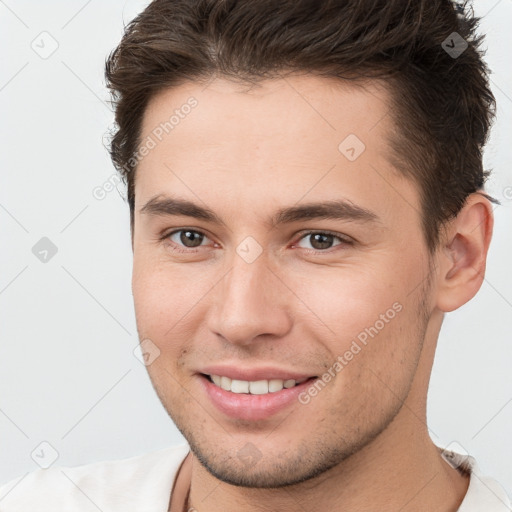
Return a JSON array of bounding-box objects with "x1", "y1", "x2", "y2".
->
[{"x1": 159, "y1": 228, "x2": 353, "y2": 255}]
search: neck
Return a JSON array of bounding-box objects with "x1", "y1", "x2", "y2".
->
[{"x1": 188, "y1": 401, "x2": 469, "y2": 512}]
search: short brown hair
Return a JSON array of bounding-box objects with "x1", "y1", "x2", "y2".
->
[{"x1": 104, "y1": 0, "x2": 497, "y2": 251}]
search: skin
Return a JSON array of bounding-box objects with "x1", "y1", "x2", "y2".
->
[{"x1": 131, "y1": 74, "x2": 493, "y2": 511}]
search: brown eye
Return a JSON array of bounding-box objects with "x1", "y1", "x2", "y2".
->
[
  {"x1": 295, "y1": 231, "x2": 350, "y2": 252},
  {"x1": 308, "y1": 233, "x2": 335, "y2": 250},
  {"x1": 168, "y1": 229, "x2": 208, "y2": 249}
]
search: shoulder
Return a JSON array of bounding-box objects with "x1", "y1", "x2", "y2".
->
[
  {"x1": 440, "y1": 447, "x2": 511, "y2": 511},
  {"x1": 461, "y1": 469, "x2": 512, "y2": 511},
  {"x1": 0, "y1": 443, "x2": 190, "y2": 512}
]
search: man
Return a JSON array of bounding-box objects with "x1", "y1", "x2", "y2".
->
[{"x1": 1, "y1": 0, "x2": 510, "y2": 510}]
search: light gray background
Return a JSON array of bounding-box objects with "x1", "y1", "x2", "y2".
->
[{"x1": 1, "y1": 0, "x2": 511, "y2": 500}]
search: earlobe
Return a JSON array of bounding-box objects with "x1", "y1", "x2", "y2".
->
[{"x1": 436, "y1": 194, "x2": 494, "y2": 312}]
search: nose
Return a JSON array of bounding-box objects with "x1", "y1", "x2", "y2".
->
[{"x1": 206, "y1": 250, "x2": 293, "y2": 346}]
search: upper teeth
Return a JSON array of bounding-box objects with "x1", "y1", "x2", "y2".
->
[{"x1": 210, "y1": 375, "x2": 304, "y2": 394}]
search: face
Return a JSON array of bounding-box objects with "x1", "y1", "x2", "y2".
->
[{"x1": 131, "y1": 75, "x2": 436, "y2": 487}]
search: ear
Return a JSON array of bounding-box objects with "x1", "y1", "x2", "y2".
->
[{"x1": 435, "y1": 192, "x2": 494, "y2": 312}]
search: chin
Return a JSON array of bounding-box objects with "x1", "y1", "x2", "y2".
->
[
  {"x1": 191, "y1": 445, "x2": 344, "y2": 488},
  {"x1": 178, "y1": 422, "x2": 382, "y2": 489}
]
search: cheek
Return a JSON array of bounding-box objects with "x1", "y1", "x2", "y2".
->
[
  {"x1": 321, "y1": 304, "x2": 423, "y2": 433},
  {"x1": 337, "y1": 289, "x2": 425, "y2": 410},
  {"x1": 285, "y1": 259, "x2": 425, "y2": 394},
  {"x1": 133, "y1": 256, "x2": 190, "y2": 322},
  {"x1": 131, "y1": 262, "x2": 198, "y2": 389},
  {"x1": 286, "y1": 262, "x2": 405, "y2": 343},
  {"x1": 131, "y1": 257, "x2": 217, "y2": 354},
  {"x1": 132, "y1": 267, "x2": 173, "y2": 335}
]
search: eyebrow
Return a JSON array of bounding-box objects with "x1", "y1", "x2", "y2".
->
[{"x1": 139, "y1": 195, "x2": 380, "y2": 228}]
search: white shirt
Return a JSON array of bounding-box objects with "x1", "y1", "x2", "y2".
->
[{"x1": 0, "y1": 443, "x2": 510, "y2": 511}]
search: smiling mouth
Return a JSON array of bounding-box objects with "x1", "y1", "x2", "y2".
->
[{"x1": 202, "y1": 374, "x2": 317, "y2": 395}]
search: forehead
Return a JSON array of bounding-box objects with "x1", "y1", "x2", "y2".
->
[
  {"x1": 135, "y1": 74, "x2": 420, "y2": 234},
  {"x1": 140, "y1": 74, "x2": 392, "y2": 157}
]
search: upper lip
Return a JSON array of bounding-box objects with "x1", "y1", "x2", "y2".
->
[{"x1": 199, "y1": 364, "x2": 316, "y2": 382}]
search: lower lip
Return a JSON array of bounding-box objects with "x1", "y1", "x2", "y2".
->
[{"x1": 199, "y1": 374, "x2": 317, "y2": 421}]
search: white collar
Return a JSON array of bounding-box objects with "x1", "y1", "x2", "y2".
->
[{"x1": 440, "y1": 447, "x2": 511, "y2": 511}]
